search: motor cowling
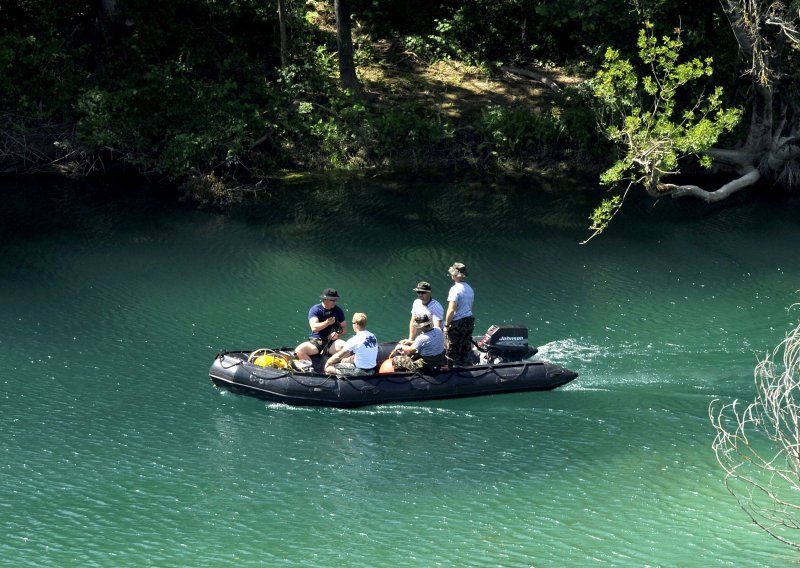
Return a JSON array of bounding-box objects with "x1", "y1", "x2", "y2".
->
[{"x1": 476, "y1": 324, "x2": 533, "y2": 362}]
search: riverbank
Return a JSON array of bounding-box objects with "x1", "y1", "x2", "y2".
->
[
  {"x1": 2, "y1": 1, "x2": 615, "y2": 204},
  {"x1": 1, "y1": 52, "x2": 601, "y2": 205}
]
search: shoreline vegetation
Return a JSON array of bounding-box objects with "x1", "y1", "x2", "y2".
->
[
  {"x1": 0, "y1": 1, "x2": 618, "y2": 204},
  {"x1": 4, "y1": 1, "x2": 794, "y2": 213},
  {"x1": 0, "y1": 56, "x2": 599, "y2": 203}
]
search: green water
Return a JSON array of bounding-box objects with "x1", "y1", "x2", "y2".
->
[{"x1": 2, "y1": 177, "x2": 799, "y2": 566}]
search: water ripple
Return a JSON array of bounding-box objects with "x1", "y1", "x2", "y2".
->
[{"x1": 3, "y1": 181, "x2": 800, "y2": 567}]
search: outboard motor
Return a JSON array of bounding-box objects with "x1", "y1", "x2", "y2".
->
[{"x1": 475, "y1": 324, "x2": 537, "y2": 363}]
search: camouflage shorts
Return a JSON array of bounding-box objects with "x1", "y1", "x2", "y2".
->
[
  {"x1": 393, "y1": 355, "x2": 423, "y2": 372},
  {"x1": 446, "y1": 317, "x2": 475, "y2": 366},
  {"x1": 394, "y1": 352, "x2": 446, "y2": 372}
]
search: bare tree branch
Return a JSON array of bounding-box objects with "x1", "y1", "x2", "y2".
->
[
  {"x1": 710, "y1": 312, "x2": 800, "y2": 549},
  {"x1": 660, "y1": 168, "x2": 761, "y2": 201}
]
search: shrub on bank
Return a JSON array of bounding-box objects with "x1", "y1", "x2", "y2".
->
[{"x1": 0, "y1": 0, "x2": 605, "y2": 197}]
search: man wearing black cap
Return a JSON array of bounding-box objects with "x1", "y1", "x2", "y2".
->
[
  {"x1": 294, "y1": 288, "x2": 347, "y2": 361},
  {"x1": 407, "y1": 281, "x2": 444, "y2": 342}
]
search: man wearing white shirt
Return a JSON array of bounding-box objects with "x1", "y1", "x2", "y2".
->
[
  {"x1": 444, "y1": 262, "x2": 475, "y2": 366},
  {"x1": 325, "y1": 312, "x2": 379, "y2": 375},
  {"x1": 407, "y1": 281, "x2": 444, "y2": 341}
]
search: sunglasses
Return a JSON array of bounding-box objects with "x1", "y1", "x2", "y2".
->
[{"x1": 416, "y1": 291, "x2": 429, "y2": 295}]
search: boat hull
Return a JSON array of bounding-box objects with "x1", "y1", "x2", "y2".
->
[{"x1": 209, "y1": 349, "x2": 578, "y2": 408}]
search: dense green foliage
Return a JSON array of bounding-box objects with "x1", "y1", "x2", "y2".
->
[
  {"x1": 584, "y1": 22, "x2": 742, "y2": 240},
  {"x1": 0, "y1": 1, "x2": 758, "y2": 201}
]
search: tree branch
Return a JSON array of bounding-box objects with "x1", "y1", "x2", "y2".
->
[
  {"x1": 774, "y1": 136, "x2": 800, "y2": 161},
  {"x1": 710, "y1": 315, "x2": 800, "y2": 549},
  {"x1": 704, "y1": 147, "x2": 755, "y2": 168},
  {"x1": 500, "y1": 66, "x2": 563, "y2": 93},
  {"x1": 659, "y1": 167, "x2": 761, "y2": 201}
]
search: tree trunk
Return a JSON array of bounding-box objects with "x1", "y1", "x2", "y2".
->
[
  {"x1": 662, "y1": 1, "x2": 799, "y2": 201},
  {"x1": 334, "y1": 0, "x2": 361, "y2": 93},
  {"x1": 89, "y1": 0, "x2": 117, "y2": 79},
  {"x1": 277, "y1": 0, "x2": 289, "y2": 68},
  {"x1": 100, "y1": 0, "x2": 117, "y2": 16}
]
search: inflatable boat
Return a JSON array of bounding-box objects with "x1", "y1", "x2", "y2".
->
[{"x1": 209, "y1": 324, "x2": 578, "y2": 408}]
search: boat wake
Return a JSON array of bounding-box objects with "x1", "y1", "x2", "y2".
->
[
  {"x1": 536, "y1": 338, "x2": 602, "y2": 365},
  {"x1": 265, "y1": 400, "x2": 474, "y2": 417}
]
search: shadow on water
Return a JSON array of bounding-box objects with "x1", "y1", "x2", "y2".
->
[
  {"x1": 1, "y1": 172, "x2": 596, "y2": 255},
  {"x1": 5, "y1": 172, "x2": 796, "y2": 247},
  {"x1": 229, "y1": 172, "x2": 599, "y2": 245}
]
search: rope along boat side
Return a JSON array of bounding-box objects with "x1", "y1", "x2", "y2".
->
[{"x1": 209, "y1": 324, "x2": 578, "y2": 408}]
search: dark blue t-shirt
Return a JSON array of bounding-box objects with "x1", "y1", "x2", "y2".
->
[{"x1": 308, "y1": 303, "x2": 346, "y2": 339}]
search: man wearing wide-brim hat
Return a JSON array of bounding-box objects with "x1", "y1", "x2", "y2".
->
[
  {"x1": 407, "y1": 280, "x2": 444, "y2": 342},
  {"x1": 295, "y1": 288, "x2": 347, "y2": 361}
]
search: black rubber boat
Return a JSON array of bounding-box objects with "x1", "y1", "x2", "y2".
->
[{"x1": 209, "y1": 324, "x2": 578, "y2": 408}]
